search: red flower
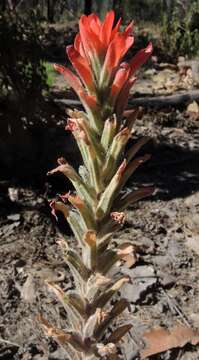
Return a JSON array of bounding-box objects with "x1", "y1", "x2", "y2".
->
[
  {"x1": 66, "y1": 45, "x2": 95, "y2": 92},
  {"x1": 111, "y1": 63, "x2": 131, "y2": 101},
  {"x1": 54, "y1": 11, "x2": 153, "y2": 122},
  {"x1": 129, "y1": 42, "x2": 153, "y2": 75}
]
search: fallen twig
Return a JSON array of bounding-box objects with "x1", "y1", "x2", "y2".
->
[
  {"x1": 54, "y1": 89, "x2": 199, "y2": 110},
  {"x1": 129, "y1": 89, "x2": 199, "y2": 109},
  {"x1": 0, "y1": 337, "x2": 20, "y2": 348}
]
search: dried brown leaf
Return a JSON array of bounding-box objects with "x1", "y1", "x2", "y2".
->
[
  {"x1": 124, "y1": 253, "x2": 137, "y2": 268},
  {"x1": 83, "y1": 230, "x2": 96, "y2": 247},
  {"x1": 117, "y1": 243, "x2": 137, "y2": 268},
  {"x1": 107, "y1": 324, "x2": 132, "y2": 344},
  {"x1": 140, "y1": 324, "x2": 199, "y2": 359},
  {"x1": 37, "y1": 314, "x2": 71, "y2": 343}
]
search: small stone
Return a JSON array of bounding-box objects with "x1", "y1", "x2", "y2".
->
[
  {"x1": 2, "y1": 222, "x2": 20, "y2": 236},
  {"x1": 187, "y1": 101, "x2": 199, "y2": 114},
  {"x1": 7, "y1": 213, "x2": 21, "y2": 221},
  {"x1": 8, "y1": 187, "x2": 19, "y2": 202},
  {"x1": 185, "y1": 192, "x2": 199, "y2": 208},
  {"x1": 157, "y1": 271, "x2": 175, "y2": 288},
  {"x1": 121, "y1": 266, "x2": 157, "y2": 303},
  {"x1": 21, "y1": 275, "x2": 36, "y2": 303}
]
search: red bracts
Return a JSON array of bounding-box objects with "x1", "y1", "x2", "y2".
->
[{"x1": 54, "y1": 11, "x2": 152, "y2": 122}]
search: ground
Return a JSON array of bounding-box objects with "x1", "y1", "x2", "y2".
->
[{"x1": 1, "y1": 71, "x2": 199, "y2": 360}]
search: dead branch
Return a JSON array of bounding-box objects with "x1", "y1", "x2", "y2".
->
[
  {"x1": 129, "y1": 89, "x2": 199, "y2": 109},
  {"x1": 54, "y1": 90, "x2": 199, "y2": 110}
]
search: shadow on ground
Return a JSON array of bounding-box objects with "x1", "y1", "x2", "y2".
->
[{"x1": 131, "y1": 140, "x2": 199, "y2": 200}]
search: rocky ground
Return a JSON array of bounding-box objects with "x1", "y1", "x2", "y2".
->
[{"x1": 1, "y1": 66, "x2": 199, "y2": 359}]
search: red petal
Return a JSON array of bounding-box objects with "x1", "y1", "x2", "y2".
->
[
  {"x1": 100, "y1": 10, "x2": 115, "y2": 46},
  {"x1": 66, "y1": 45, "x2": 94, "y2": 91},
  {"x1": 129, "y1": 42, "x2": 153, "y2": 75},
  {"x1": 116, "y1": 76, "x2": 137, "y2": 118},
  {"x1": 79, "y1": 90, "x2": 98, "y2": 110},
  {"x1": 74, "y1": 33, "x2": 86, "y2": 58},
  {"x1": 110, "y1": 17, "x2": 122, "y2": 41},
  {"x1": 54, "y1": 64, "x2": 95, "y2": 109},
  {"x1": 111, "y1": 63, "x2": 131, "y2": 99},
  {"x1": 125, "y1": 21, "x2": 134, "y2": 36},
  {"x1": 117, "y1": 159, "x2": 127, "y2": 179},
  {"x1": 88, "y1": 13, "x2": 101, "y2": 36},
  {"x1": 104, "y1": 33, "x2": 134, "y2": 72},
  {"x1": 79, "y1": 15, "x2": 104, "y2": 59},
  {"x1": 54, "y1": 64, "x2": 83, "y2": 94}
]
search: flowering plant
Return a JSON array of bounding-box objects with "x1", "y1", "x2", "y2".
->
[{"x1": 38, "y1": 11, "x2": 153, "y2": 359}]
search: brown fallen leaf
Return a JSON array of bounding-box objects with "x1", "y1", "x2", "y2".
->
[
  {"x1": 117, "y1": 243, "x2": 137, "y2": 268},
  {"x1": 124, "y1": 253, "x2": 137, "y2": 268},
  {"x1": 140, "y1": 323, "x2": 199, "y2": 359}
]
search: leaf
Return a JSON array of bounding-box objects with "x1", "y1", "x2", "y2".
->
[
  {"x1": 119, "y1": 154, "x2": 151, "y2": 191},
  {"x1": 47, "y1": 282, "x2": 87, "y2": 319},
  {"x1": 126, "y1": 137, "x2": 150, "y2": 164},
  {"x1": 107, "y1": 324, "x2": 132, "y2": 343},
  {"x1": 115, "y1": 186, "x2": 154, "y2": 211},
  {"x1": 83, "y1": 308, "x2": 102, "y2": 339},
  {"x1": 86, "y1": 273, "x2": 111, "y2": 303},
  {"x1": 103, "y1": 127, "x2": 130, "y2": 181},
  {"x1": 37, "y1": 315, "x2": 87, "y2": 353},
  {"x1": 58, "y1": 239, "x2": 91, "y2": 287},
  {"x1": 98, "y1": 243, "x2": 135, "y2": 274},
  {"x1": 67, "y1": 210, "x2": 87, "y2": 247},
  {"x1": 67, "y1": 194, "x2": 96, "y2": 230},
  {"x1": 50, "y1": 201, "x2": 86, "y2": 246},
  {"x1": 95, "y1": 160, "x2": 127, "y2": 220},
  {"x1": 101, "y1": 114, "x2": 117, "y2": 151},
  {"x1": 124, "y1": 108, "x2": 139, "y2": 133},
  {"x1": 94, "y1": 299, "x2": 129, "y2": 340},
  {"x1": 69, "y1": 120, "x2": 102, "y2": 193},
  {"x1": 91, "y1": 277, "x2": 129, "y2": 311},
  {"x1": 97, "y1": 249, "x2": 119, "y2": 274},
  {"x1": 140, "y1": 324, "x2": 199, "y2": 359},
  {"x1": 47, "y1": 160, "x2": 95, "y2": 207},
  {"x1": 83, "y1": 230, "x2": 97, "y2": 270},
  {"x1": 65, "y1": 249, "x2": 91, "y2": 282},
  {"x1": 97, "y1": 219, "x2": 121, "y2": 247},
  {"x1": 77, "y1": 116, "x2": 104, "y2": 163}
]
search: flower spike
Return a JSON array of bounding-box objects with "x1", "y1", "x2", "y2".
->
[{"x1": 43, "y1": 10, "x2": 153, "y2": 359}]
